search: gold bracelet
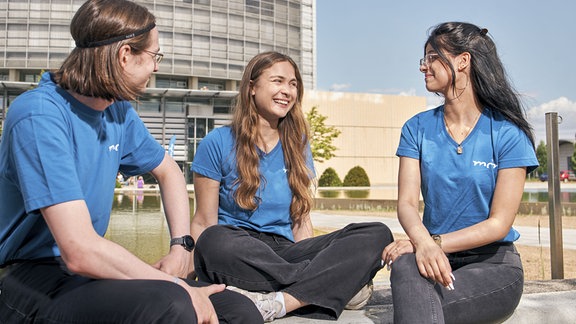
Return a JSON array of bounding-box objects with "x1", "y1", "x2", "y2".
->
[{"x1": 431, "y1": 234, "x2": 442, "y2": 248}]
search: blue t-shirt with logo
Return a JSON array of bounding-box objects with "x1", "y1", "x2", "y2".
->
[
  {"x1": 191, "y1": 126, "x2": 314, "y2": 242},
  {"x1": 396, "y1": 106, "x2": 538, "y2": 242},
  {"x1": 0, "y1": 72, "x2": 165, "y2": 264}
]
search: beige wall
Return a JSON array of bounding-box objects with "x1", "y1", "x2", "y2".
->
[{"x1": 303, "y1": 90, "x2": 426, "y2": 186}]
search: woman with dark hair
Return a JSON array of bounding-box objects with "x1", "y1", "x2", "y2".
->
[
  {"x1": 383, "y1": 22, "x2": 538, "y2": 323},
  {"x1": 0, "y1": 0, "x2": 261, "y2": 323},
  {"x1": 191, "y1": 51, "x2": 394, "y2": 322}
]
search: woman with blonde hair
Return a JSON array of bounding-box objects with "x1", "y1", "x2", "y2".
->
[{"x1": 191, "y1": 51, "x2": 393, "y2": 322}]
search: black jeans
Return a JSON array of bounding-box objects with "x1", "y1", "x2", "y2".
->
[
  {"x1": 194, "y1": 222, "x2": 393, "y2": 320},
  {"x1": 0, "y1": 258, "x2": 262, "y2": 324},
  {"x1": 391, "y1": 242, "x2": 524, "y2": 324}
]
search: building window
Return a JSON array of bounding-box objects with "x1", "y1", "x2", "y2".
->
[
  {"x1": 156, "y1": 76, "x2": 188, "y2": 89},
  {"x1": 165, "y1": 99, "x2": 185, "y2": 113},
  {"x1": 246, "y1": 0, "x2": 260, "y2": 14},
  {"x1": 136, "y1": 99, "x2": 161, "y2": 112},
  {"x1": 213, "y1": 98, "x2": 233, "y2": 115},
  {"x1": 198, "y1": 78, "x2": 225, "y2": 91},
  {"x1": 20, "y1": 70, "x2": 42, "y2": 82}
]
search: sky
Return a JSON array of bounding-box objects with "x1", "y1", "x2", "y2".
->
[{"x1": 316, "y1": 0, "x2": 576, "y2": 145}]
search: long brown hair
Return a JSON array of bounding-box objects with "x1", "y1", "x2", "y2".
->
[
  {"x1": 231, "y1": 51, "x2": 314, "y2": 226},
  {"x1": 54, "y1": 0, "x2": 155, "y2": 101}
]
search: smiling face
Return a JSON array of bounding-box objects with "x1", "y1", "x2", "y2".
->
[
  {"x1": 420, "y1": 43, "x2": 472, "y2": 99},
  {"x1": 250, "y1": 60, "x2": 298, "y2": 126},
  {"x1": 420, "y1": 44, "x2": 454, "y2": 95}
]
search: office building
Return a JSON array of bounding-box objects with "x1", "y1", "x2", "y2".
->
[
  {"x1": 1, "y1": 0, "x2": 448, "y2": 186},
  {"x1": 0, "y1": 0, "x2": 316, "y2": 182}
]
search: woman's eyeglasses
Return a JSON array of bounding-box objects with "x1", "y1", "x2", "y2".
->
[{"x1": 419, "y1": 53, "x2": 439, "y2": 67}]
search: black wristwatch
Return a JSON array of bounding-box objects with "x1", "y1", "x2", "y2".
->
[{"x1": 170, "y1": 235, "x2": 195, "y2": 252}]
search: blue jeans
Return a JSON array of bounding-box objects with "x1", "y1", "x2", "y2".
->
[
  {"x1": 0, "y1": 258, "x2": 262, "y2": 324},
  {"x1": 194, "y1": 222, "x2": 393, "y2": 320},
  {"x1": 391, "y1": 242, "x2": 523, "y2": 324}
]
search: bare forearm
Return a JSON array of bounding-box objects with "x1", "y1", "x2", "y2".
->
[
  {"x1": 292, "y1": 215, "x2": 313, "y2": 241},
  {"x1": 397, "y1": 200, "x2": 432, "y2": 248},
  {"x1": 158, "y1": 175, "x2": 190, "y2": 238},
  {"x1": 64, "y1": 234, "x2": 176, "y2": 281},
  {"x1": 440, "y1": 217, "x2": 512, "y2": 253},
  {"x1": 191, "y1": 213, "x2": 217, "y2": 243},
  {"x1": 153, "y1": 155, "x2": 191, "y2": 238}
]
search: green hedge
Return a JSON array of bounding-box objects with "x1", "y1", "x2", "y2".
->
[
  {"x1": 318, "y1": 167, "x2": 342, "y2": 187},
  {"x1": 343, "y1": 165, "x2": 370, "y2": 187}
]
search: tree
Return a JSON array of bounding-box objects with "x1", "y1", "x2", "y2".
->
[
  {"x1": 535, "y1": 140, "x2": 547, "y2": 175},
  {"x1": 318, "y1": 167, "x2": 342, "y2": 187},
  {"x1": 306, "y1": 106, "x2": 341, "y2": 163},
  {"x1": 343, "y1": 166, "x2": 370, "y2": 187}
]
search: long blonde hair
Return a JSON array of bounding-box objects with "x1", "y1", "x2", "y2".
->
[{"x1": 231, "y1": 51, "x2": 314, "y2": 226}]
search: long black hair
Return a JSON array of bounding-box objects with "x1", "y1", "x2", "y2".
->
[{"x1": 426, "y1": 22, "x2": 535, "y2": 146}]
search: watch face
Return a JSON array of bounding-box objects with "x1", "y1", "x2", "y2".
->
[{"x1": 183, "y1": 235, "x2": 195, "y2": 249}]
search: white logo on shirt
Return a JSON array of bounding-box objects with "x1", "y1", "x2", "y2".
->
[
  {"x1": 108, "y1": 144, "x2": 119, "y2": 152},
  {"x1": 473, "y1": 160, "x2": 497, "y2": 169},
  {"x1": 283, "y1": 168, "x2": 288, "y2": 173}
]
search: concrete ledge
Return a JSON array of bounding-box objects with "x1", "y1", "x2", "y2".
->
[
  {"x1": 275, "y1": 279, "x2": 576, "y2": 323},
  {"x1": 504, "y1": 290, "x2": 576, "y2": 323}
]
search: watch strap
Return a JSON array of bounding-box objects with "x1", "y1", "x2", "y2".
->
[{"x1": 170, "y1": 237, "x2": 185, "y2": 246}]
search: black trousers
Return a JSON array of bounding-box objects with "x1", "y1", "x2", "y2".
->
[
  {"x1": 0, "y1": 258, "x2": 262, "y2": 324},
  {"x1": 194, "y1": 222, "x2": 393, "y2": 320},
  {"x1": 391, "y1": 243, "x2": 523, "y2": 324}
]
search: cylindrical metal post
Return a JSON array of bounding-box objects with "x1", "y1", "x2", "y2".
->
[{"x1": 545, "y1": 112, "x2": 564, "y2": 279}]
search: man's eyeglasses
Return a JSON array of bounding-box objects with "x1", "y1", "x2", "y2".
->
[
  {"x1": 142, "y1": 49, "x2": 164, "y2": 64},
  {"x1": 131, "y1": 46, "x2": 164, "y2": 64},
  {"x1": 419, "y1": 53, "x2": 439, "y2": 67}
]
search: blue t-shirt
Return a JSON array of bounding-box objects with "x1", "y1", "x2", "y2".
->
[
  {"x1": 396, "y1": 106, "x2": 538, "y2": 242},
  {"x1": 191, "y1": 126, "x2": 314, "y2": 241},
  {"x1": 0, "y1": 72, "x2": 165, "y2": 265}
]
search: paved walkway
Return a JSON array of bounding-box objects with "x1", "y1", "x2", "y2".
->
[{"x1": 310, "y1": 212, "x2": 576, "y2": 250}]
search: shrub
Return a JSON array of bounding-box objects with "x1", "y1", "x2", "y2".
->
[
  {"x1": 318, "y1": 167, "x2": 342, "y2": 187},
  {"x1": 343, "y1": 166, "x2": 370, "y2": 187}
]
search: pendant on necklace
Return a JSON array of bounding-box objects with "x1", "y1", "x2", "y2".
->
[{"x1": 457, "y1": 145, "x2": 463, "y2": 154}]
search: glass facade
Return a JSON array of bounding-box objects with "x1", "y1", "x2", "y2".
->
[{"x1": 0, "y1": 0, "x2": 316, "y2": 183}]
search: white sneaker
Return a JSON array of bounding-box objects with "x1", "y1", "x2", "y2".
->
[
  {"x1": 345, "y1": 280, "x2": 374, "y2": 310},
  {"x1": 226, "y1": 286, "x2": 283, "y2": 322}
]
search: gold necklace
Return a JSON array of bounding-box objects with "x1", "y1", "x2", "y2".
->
[{"x1": 444, "y1": 111, "x2": 481, "y2": 154}]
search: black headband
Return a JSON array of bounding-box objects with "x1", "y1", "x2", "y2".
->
[{"x1": 75, "y1": 23, "x2": 155, "y2": 48}]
